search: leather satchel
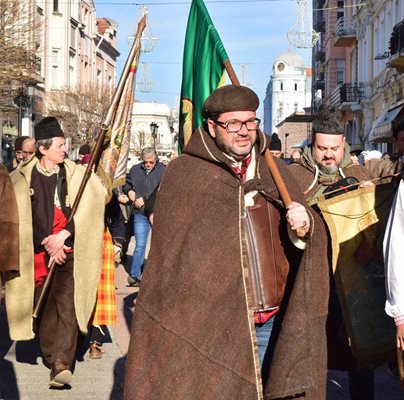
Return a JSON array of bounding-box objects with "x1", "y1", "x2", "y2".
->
[{"x1": 245, "y1": 193, "x2": 290, "y2": 311}]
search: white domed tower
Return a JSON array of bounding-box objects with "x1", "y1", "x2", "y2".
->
[{"x1": 264, "y1": 50, "x2": 312, "y2": 134}]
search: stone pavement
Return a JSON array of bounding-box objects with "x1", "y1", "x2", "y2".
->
[
  {"x1": 0, "y1": 262, "x2": 138, "y2": 400},
  {"x1": 1, "y1": 256, "x2": 403, "y2": 399}
]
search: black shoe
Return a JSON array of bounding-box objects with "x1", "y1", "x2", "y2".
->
[{"x1": 127, "y1": 276, "x2": 141, "y2": 287}]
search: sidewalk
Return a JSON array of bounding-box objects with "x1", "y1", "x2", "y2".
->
[
  {"x1": 0, "y1": 262, "x2": 137, "y2": 400},
  {"x1": 1, "y1": 256, "x2": 403, "y2": 399}
]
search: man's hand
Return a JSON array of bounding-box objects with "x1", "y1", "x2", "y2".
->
[
  {"x1": 118, "y1": 194, "x2": 130, "y2": 204},
  {"x1": 128, "y1": 190, "x2": 136, "y2": 202},
  {"x1": 50, "y1": 248, "x2": 68, "y2": 265},
  {"x1": 41, "y1": 229, "x2": 71, "y2": 257},
  {"x1": 359, "y1": 180, "x2": 375, "y2": 188},
  {"x1": 397, "y1": 325, "x2": 404, "y2": 351},
  {"x1": 286, "y1": 202, "x2": 310, "y2": 235},
  {"x1": 134, "y1": 197, "x2": 144, "y2": 209}
]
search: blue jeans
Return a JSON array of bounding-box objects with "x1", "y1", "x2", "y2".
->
[
  {"x1": 130, "y1": 212, "x2": 151, "y2": 280},
  {"x1": 255, "y1": 316, "x2": 275, "y2": 369}
]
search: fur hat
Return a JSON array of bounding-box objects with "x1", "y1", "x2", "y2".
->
[
  {"x1": 269, "y1": 133, "x2": 282, "y2": 151},
  {"x1": 312, "y1": 105, "x2": 344, "y2": 135},
  {"x1": 34, "y1": 117, "x2": 64, "y2": 141},
  {"x1": 201, "y1": 85, "x2": 259, "y2": 119}
]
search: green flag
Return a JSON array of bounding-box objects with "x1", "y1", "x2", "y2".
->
[{"x1": 179, "y1": 0, "x2": 229, "y2": 151}]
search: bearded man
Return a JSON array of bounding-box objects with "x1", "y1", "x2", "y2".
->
[
  {"x1": 124, "y1": 85, "x2": 329, "y2": 399},
  {"x1": 289, "y1": 106, "x2": 375, "y2": 400}
]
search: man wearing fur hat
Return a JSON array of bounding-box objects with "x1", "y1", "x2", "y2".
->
[
  {"x1": 124, "y1": 85, "x2": 329, "y2": 399},
  {"x1": 289, "y1": 106, "x2": 375, "y2": 399},
  {"x1": 6, "y1": 117, "x2": 105, "y2": 388},
  {"x1": 268, "y1": 132, "x2": 282, "y2": 158}
]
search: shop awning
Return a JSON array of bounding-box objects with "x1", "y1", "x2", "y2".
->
[{"x1": 370, "y1": 105, "x2": 404, "y2": 142}]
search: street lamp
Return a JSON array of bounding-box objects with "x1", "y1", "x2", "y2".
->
[
  {"x1": 150, "y1": 121, "x2": 158, "y2": 148},
  {"x1": 14, "y1": 81, "x2": 36, "y2": 137}
]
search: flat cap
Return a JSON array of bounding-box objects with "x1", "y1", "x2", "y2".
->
[
  {"x1": 79, "y1": 144, "x2": 91, "y2": 155},
  {"x1": 202, "y1": 85, "x2": 259, "y2": 119},
  {"x1": 34, "y1": 117, "x2": 64, "y2": 141},
  {"x1": 14, "y1": 136, "x2": 31, "y2": 151},
  {"x1": 349, "y1": 144, "x2": 364, "y2": 155}
]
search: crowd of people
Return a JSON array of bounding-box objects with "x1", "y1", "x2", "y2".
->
[{"x1": 0, "y1": 85, "x2": 404, "y2": 399}]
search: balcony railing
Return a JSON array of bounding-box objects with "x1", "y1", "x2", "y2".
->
[
  {"x1": 389, "y1": 19, "x2": 404, "y2": 56},
  {"x1": 330, "y1": 83, "x2": 365, "y2": 108},
  {"x1": 388, "y1": 19, "x2": 404, "y2": 71},
  {"x1": 334, "y1": 16, "x2": 356, "y2": 47}
]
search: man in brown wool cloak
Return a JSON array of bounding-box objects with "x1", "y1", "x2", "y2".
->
[{"x1": 124, "y1": 85, "x2": 329, "y2": 400}]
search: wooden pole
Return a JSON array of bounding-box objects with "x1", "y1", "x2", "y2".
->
[
  {"x1": 33, "y1": 16, "x2": 147, "y2": 319},
  {"x1": 224, "y1": 59, "x2": 305, "y2": 238}
]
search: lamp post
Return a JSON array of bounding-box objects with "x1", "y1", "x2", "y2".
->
[
  {"x1": 15, "y1": 81, "x2": 36, "y2": 137},
  {"x1": 150, "y1": 121, "x2": 159, "y2": 148}
]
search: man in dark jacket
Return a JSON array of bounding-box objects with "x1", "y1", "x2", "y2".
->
[
  {"x1": 289, "y1": 106, "x2": 375, "y2": 399},
  {"x1": 125, "y1": 147, "x2": 165, "y2": 286},
  {"x1": 124, "y1": 85, "x2": 329, "y2": 399}
]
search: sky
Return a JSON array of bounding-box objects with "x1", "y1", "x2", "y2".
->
[{"x1": 94, "y1": 0, "x2": 312, "y2": 119}]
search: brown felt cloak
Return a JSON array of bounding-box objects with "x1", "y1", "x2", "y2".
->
[
  {"x1": 289, "y1": 146, "x2": 374, "y2": 370},
  {"x1": 124, "y1": 126, "x2": 329, "y2": 399},
  {"x1": 0, "y1": 163, "x2": 19, "y2": 272}
]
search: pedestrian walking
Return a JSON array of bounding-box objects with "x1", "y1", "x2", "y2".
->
[
  {"x1": 5, "y1": 116, "x2": 105, "y2": 388},
  {"x1": 124, "y1": 147, "x2": 165, "y2": 287},
  {"x1": 289, "y1": 105, "x2": 377, "y2": 399},
  {"x1": 124, "y1": 85, "x2": 329, "y2": 399}
]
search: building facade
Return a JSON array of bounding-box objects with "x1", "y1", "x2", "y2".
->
[
  {"x1": 312, "y1": 0, "x2": 404, "y2": 153},
  {"x1": 264, "y1": 50, "x2": 312, "y2": 135},
  {"x1": 129, "y1": 102, "x2": 178, "y2": 166}
]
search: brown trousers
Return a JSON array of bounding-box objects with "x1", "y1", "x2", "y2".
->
[{"x1": 35, "y1": 253, "x2": 78, "y2": 369}]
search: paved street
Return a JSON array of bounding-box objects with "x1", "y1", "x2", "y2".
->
[{"x1": 0, "y1": 256, "x2": 403, "y2": 399}]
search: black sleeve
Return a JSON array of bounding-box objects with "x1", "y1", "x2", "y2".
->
[{"x1": 144, "y1": 185, "x2": 158, "y2": 218}]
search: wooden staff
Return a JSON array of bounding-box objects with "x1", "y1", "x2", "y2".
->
[
  {"x1": 33, "y1": 16, "x2": 147, "y2": 319},
  {"x1": 223, "y1": 60, "x2": 306, "y2": 238}
]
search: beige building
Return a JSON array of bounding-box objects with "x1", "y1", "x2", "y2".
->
[
  {"x1": 17, "y1": 0, "x2": 119, "y2": 138},
  {"x1": 312, "y1": 0, "x2": 404, "y2": 152}
]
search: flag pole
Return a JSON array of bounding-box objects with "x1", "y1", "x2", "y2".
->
[
  {"x1": 33, "y1": 15, "x2": 147, "y2": 319},
  {"x1": 224, "y1": 59, "x2": 305, "y2": 238}
]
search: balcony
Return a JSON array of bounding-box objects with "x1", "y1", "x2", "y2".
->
[
  {"x1": 388, "y1": 19, "x2": 404, "y2": 73},
  {"x1": 330, "y1": 83, "x2": 365, "y2": 108},
  {"x1": 334, "y1": 17, "x2": 356, "y2": 47}
]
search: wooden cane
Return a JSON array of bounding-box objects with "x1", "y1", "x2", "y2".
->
[{"x1": 264, "y1": 149, "x2": 306, "y2": 238}]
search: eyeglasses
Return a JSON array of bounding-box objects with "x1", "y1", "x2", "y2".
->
[
  {"x1": 215, "y1": 118, "x2": 260, "y2": 133},
  {"x1": 143, "y1": 160, "x2": 156, "y2": 165}
]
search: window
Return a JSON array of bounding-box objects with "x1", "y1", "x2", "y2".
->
[
  {"x1": 53, "y1": 0, "x2": 59, "y2": 13},
  {"x1": 294, "y1": 83, "x2": 298, "y2": 91},
  {"x1": 280, "y1": 82, "x2": 284, "y2": 91},
  {"x1": 294, "y1": 103, "x2": 298, "y2": 112},
  {"x1": 69, "y1": 53, "x2": 75, "y2": 86},
  {"x1": 70, "y1": 26, "x2": 76, "y2": 49},
  {"x1": 336, "y1": 60, "x2": 345, "y2": 85},
  {"x1": 52, "y1": 49, "x2": 61, "y2": 89},
  {"x1": 278, "y1": 103, "x2": 284, "y2": 120}
]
